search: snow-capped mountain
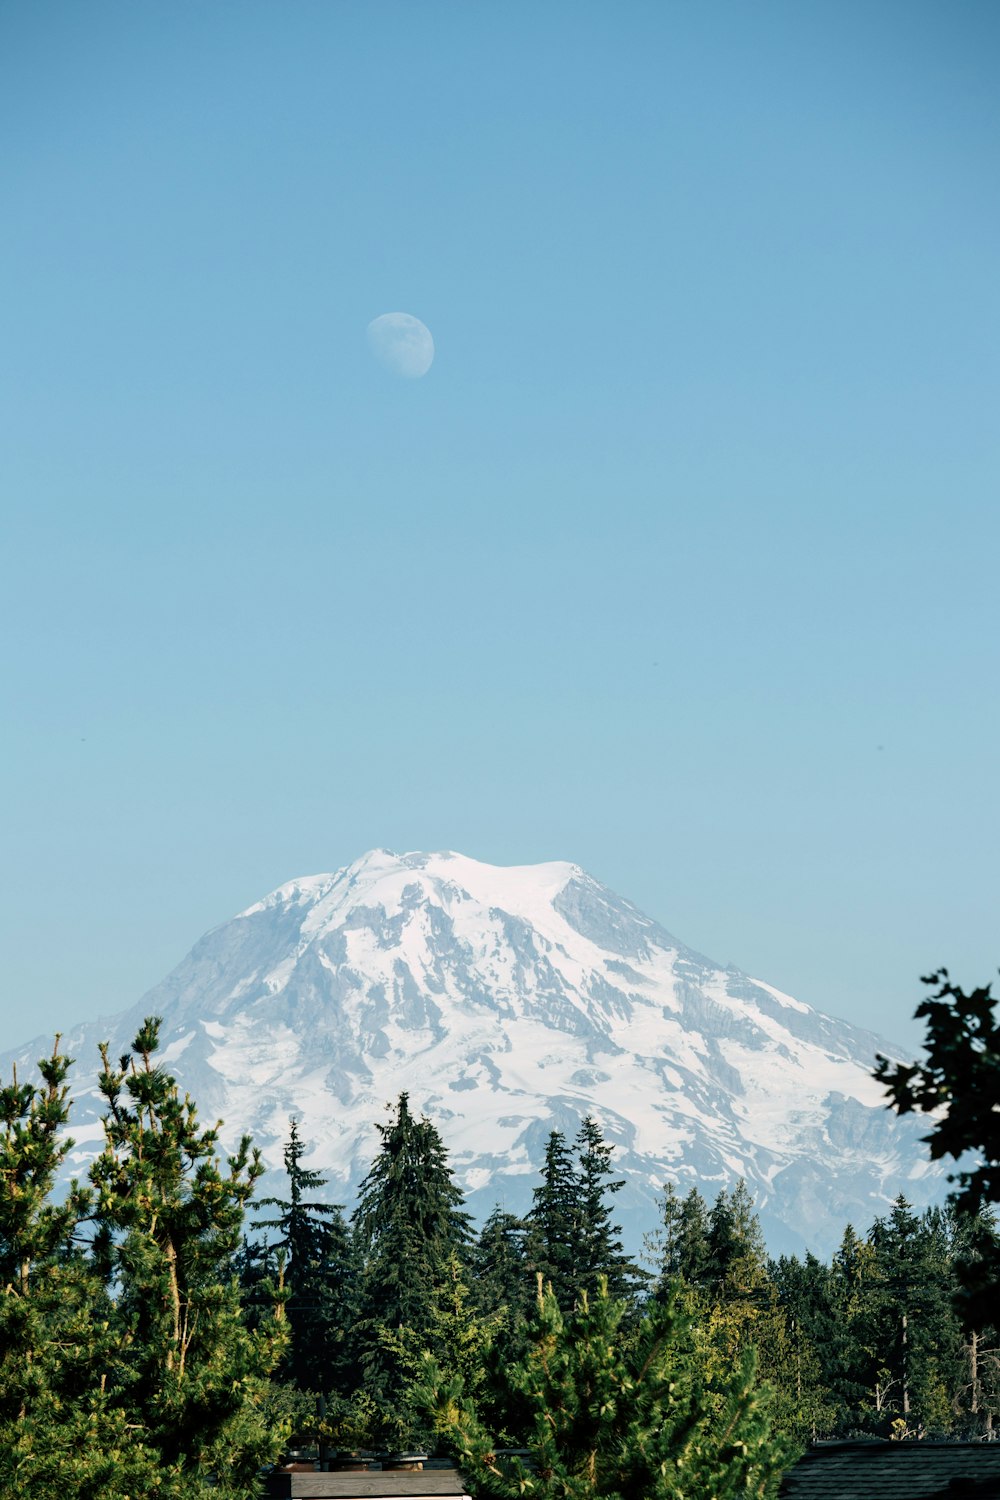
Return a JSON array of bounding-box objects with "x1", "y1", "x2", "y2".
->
[{"x1": 4, "y1": 850, "x2": 942, "y2": 1257}]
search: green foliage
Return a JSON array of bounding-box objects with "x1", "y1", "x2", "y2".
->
[
  {"x1": 253, "y1": 1117, "x2": 359, "y2": 1395},
  {"x1": 473, "y1": 1207, "x2": 532, "y2": 1323},
  {"x1": 648, "y1": 1184, "x2": 713, "y2": 1291},
  {"x1": 0, "y1": 1039, "x2": 159, "y2": 1497},
  {"x1": 875, "y1": 968, "x2": 1000, "y2": 1326},
  {"x1": 573, "y1": 1116, "x2": 644, "y2": 1303},
  {"x1": 89, "y1": 1016, "x2": 288, "y2": 1497},
  {"x1": 528, "y1": 1118, "x2": 642, "y2": 1314},
  {"x1": 417, "y1": 1275, "x2": 796, "y2": 1500},
  {"x1": 373, "y1": 1251, "x2": 505, "y2": 1450},
  {"x1": 527, "y1": 1129, "x2": 580, "y2": 1312},
  {"x1": 471, "y1": 1209, "x2": 537, "y2": 1441},
  {"x1": 351, "y1": 1092, "x2": 472, "y2": 1421},
  {"x1": 9, "y1": 1014, "x2": 1000, "y2": 1489},
  {"x1": 651, "y1": 1180, "x2": 831, "y2": 1446}
]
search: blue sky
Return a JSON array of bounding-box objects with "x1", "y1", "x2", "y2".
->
[{"x1": 1, "y1": 0, "x2": 997, "y2": 1052}]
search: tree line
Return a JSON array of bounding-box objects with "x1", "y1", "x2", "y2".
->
[
  {"x1": 4, "y1": 972, "x2": 1000, "y2": 1497},
  {"x1": 251, "y1": 1109, "x2": 1000, "y2": 1454}
]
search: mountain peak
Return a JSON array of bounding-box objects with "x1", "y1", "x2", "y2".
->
[
  {"x1": 3, "y1": 850, "x2": 941, "y2": 1257},
  {"x1": 239, "y1": 849, "x2": 588, "y2": 937}
]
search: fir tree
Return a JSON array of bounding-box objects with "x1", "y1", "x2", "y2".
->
[
  {"x1": 471, "y1": 1208, "x2": 534, "y2": 1442},
  {"x1": 253, "y1": 1118, "x2": 358, "y2": 1395},
  {"x1": 526, "y1": 1129, "x2": 579, "y2": 1311},
  {"x1": 866, "y1": 1196, "x2": 963, "y2": 1435},
  {"x1": 352, "y1": 1092, "x2": 471, "y2": 1408},
  {"x1": 528, "y1": 1121, "x2": 642, "y2": 1313},
  {"x1": 651, "y1": 1185, "x2": 714, "y2": 1291},
  {"x1": 707, "y1": 1181, "x2": 767, "y2": 1296},
  {"x1": 472, "y1": 1207, "x2": 531, "y2": 1324},
  {"x1": 770, "y1": 1252, "x2": 843, "y2": 1437},
  {"x1": 947, "y1": 1206, "x2": 1000, "y2": 1435},
  {"x1": 573, "y1": 1116, "x2": 644, "y2": 1304}
]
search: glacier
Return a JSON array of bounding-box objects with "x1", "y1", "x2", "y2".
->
[{"x1": 1, "y1": 849, "x2": 943, "y2": 1258}]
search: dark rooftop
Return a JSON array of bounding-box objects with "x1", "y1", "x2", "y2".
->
[{"x1": 780, "y1": 1442, "x2": 1000, "y2": 1500}]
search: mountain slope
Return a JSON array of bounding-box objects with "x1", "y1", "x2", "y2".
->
[{"x1": 4, "y1": 849, "x2": 941, "y2": 1256}]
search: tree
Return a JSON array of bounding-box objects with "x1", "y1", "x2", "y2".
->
[
  {"x1": 649, "y1": 1184, "x2": 714, "y2": 1293},
  {"x1": 526, "y1": 1130, "x2": 579, "y2": 1312},
  {"x1": 417, "y1": 1275, "x2": 796, "y2": 1500},
  {"x1": 471, "y1": 1208, "x2": 536, "y2": 1443},
  {"x1": 707, "y1": 1182, "x2": 767, "y2": 1296},
  {"x1": 865, "y1": 1199, "x2": 963, "y2": 1436},
  {"x1": 0, "y1": 1039, "x2": 157, "y2": 1498},
  {"x1": 472, "y1": 1207, "x2": 531, "y2": 1325},
  {"x1": 875, "y1": 968, "x2": 1000, "y2": 1326},
  {"x1": 770, "y1": 1252, "x2": 842, "y2": 1439},
  {"x1": 376, "y1": 1251, "x2": 503, "y2": 1438},
  {"x1": 253, "y1": 1118, "x2": 358, "y2": 1395},
  {"x1": 946, "y1": 1205, "x2": 1000, "y2": 1435},
  {"x1": 528, "y1": 1120, "x2": 642, "y2": 1314},
  {"x1": 351, "y1": 1092, "x2": 472, "y2": 1411},
  {"x1": 573, "y1": 1116, "x2": 644, "y2": 1304},
  {"x1": 89, "y1": 1017, "x2": 287, "y2": 1497}
]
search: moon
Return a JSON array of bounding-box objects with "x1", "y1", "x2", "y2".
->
[{"x1": 367, "y1": 312, "x2": 435, "y2": 379}]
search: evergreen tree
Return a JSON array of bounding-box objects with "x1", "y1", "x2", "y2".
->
[
  {"x1": 770, "y1": 1251, "x2": 843, "y2": 1437},
  {"x1": 526, "y1": 1129, "x2": 579, "y2": 1312},
  {"x1": 417, "y1": 1275, "x2": 795, "y2": 1500},
  {"x1": 651, "y1": 1184, "x2": 714, "y2": 1291},
  {"x1": 351, "y1": 1092, "x2": 472, "y2": 1408},
  {"x1": 89, "y1": 1017, "x2": 287, "y2": 1497},
  {"x1": 827, "y1": 1222, "x2": 885, "y2": 1429},
  {"x1": 707, "y1": 1181, "x2": 767, "y2": 1296},
  {"x1": 376, "y1": 1251, "x2": 503, "y2": 1436},
  {"x1": 471, "y1": 1207, "x2": 531, "y2": 1324},
  {"x1": 528, "y1": 1120, "x2": 642, "y2": 1313},
  {"x1": 866, "y1": 1196, "x2": 963, "y2": 1436},
  {"x1": 253, "y1": 1118, "x2": 358, "y2": 1395},
  {"x1": 471, "y1": 1208, "x2": 535, "y2": 1442},
  {"x1": 697, "y1": 1185, "x2": 814, "y2": 1446},
  {"x1": 947, "y1": 1206, "x2": 1000, "y2": 1436},
  {"x1": 573, "y1": 1116, "x2": 644, "y2": 1304},
  {"x1": 0, "y1": 1040, "x2": 157, "y2": 1498}
]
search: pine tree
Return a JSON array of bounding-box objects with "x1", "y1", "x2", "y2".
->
[
  {"x1": 89, "y1": 1017, "x2": 287, "y2": 1497},
  {"x1": 417, "y1": 1275, "x2": 796, "y2": 1500},
  {"x1": 0, "y1": 1039, "x2": 157, "y2": 1498},
  {"x1": 253, "y1": 1118, "x2": 358, "y2": 1395}
]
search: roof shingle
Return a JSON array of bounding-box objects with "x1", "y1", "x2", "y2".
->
[{"x1": 780, "y1": 1441, "x2": 1000, "y2": 1500}]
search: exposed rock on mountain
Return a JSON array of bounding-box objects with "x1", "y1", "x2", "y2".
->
[{"x1": 5, "y1": 850, "x2": 942, "y2": 1256}]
